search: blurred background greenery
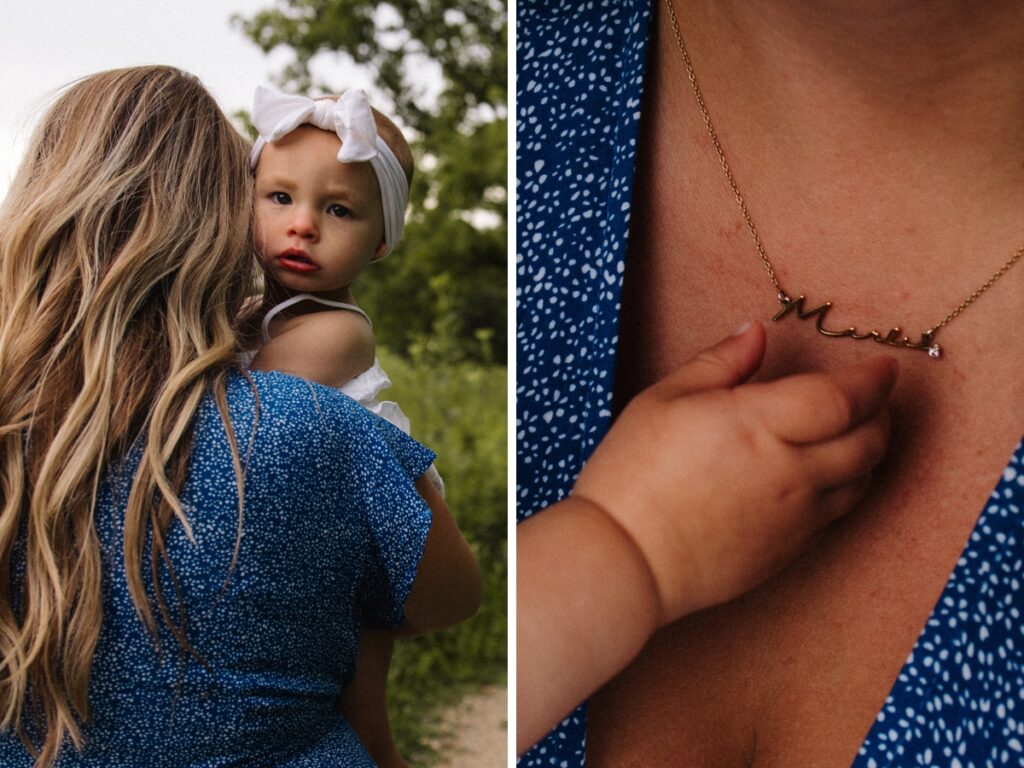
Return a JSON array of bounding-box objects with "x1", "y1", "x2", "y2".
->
[
  {"x1": 233, "y1": 1, "x2": 507, "y2": 761},
  {"x1": 381, "y1": 350, "x2": 506, "y2": 762}
]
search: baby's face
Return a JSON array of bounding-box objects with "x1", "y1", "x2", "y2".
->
[{"x1": 254, "y1": 125, "x2": 386, "y2": 296}]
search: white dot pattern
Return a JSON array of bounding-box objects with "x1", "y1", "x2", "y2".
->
[
  {"x1": 855, "y1": 442, "x2": 1024, "y2": 768},
  {"x1": 517, "y1": 0, "x2": 652, "y2": 764},
  {"x1": 518, "y1": 2, "x2": 1024, "y2": 766},
  {"x1": 0, "y1": 370, "x2": 434, "y2": 766}
]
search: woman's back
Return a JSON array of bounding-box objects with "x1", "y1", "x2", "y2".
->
[{"x1": 0, "y1": 371, "x2": 433, "y2": 767}]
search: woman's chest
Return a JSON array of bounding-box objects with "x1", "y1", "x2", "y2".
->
[
  {"x1": 588, "y1": 127, "x2": 1024, "y2": 768},
  {"x1": 587, "y1": 429, "x2": 1023, "y2": 768}
]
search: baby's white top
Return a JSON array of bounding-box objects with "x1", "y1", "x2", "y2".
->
[
  {"x1": 260, "y1": 293, "x2": 407, "y2": 430},
  {"x1": 259, "y1": 291, "x2": 372, "y2": 341},
  {"x1": 258, "y1": 292, "x2": 443, "y2": 494}
]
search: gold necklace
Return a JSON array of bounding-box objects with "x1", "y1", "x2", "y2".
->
[{"x1": 664, "y1": 0, "x2": 1023, "y2": 360}]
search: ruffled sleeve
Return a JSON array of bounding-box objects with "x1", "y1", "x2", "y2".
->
[
  {"x1": 340, "y1": 360, "x2": 446, "y2": 496},
  {"x1": 338, "y1": 359, "x2": 412, "y2": 434},
  {"x1": 355, "y1": 416, "x2": 437, "y2": 628}
]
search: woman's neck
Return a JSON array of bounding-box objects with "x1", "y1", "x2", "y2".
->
[
  {"x1": 664, "y1": 0, "x2": 1024, "y2": 281},
  {"x1": 679, "y1": 0, "x2": 1024, "y2": 191},
  {"x1": 705, "y1": 0, "x2": 1024, "y2": 77}
]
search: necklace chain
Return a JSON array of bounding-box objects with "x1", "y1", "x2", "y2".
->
[{"x1": 664, "y1": 0, "x2": 1023, "y2": 355}]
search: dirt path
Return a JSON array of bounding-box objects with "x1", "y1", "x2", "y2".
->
[{"x1": 428, "y1": 684, "x2": 507, "y2": 767}]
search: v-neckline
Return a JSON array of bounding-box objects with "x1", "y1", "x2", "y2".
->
[{"x1": 850, "y1": 436, "x2": 1024, "y2": 766}]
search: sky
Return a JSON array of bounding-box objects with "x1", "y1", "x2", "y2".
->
[{"x1": 0, "y1": 0, "x2": 371, "y2": 195}]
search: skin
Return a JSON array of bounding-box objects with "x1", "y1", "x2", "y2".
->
[
  {"x1": 519, "y1": 0, "x2": 1024, "y2": 759},
  {"x1": 250, "y1": 126, "x2": 386, "y2": 387},
  {"x1": 518, "y1": 324, "x2": 897, "y2": 753},
  {"x1": 583, "y1": 1, "x2": 1024, "y2": 765},
  {"x1": 254, "y1": 125, "x2": 387, "y2": 303},
  {"x1": 249, "y1": 127, "x2": 480, "y2": 768}
]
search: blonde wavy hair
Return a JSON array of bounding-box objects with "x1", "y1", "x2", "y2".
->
[{"x1": 0, "y1": 66, "x2": 256, "y2": 763}]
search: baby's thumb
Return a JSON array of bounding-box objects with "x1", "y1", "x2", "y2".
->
[{"x1": 659, "y1": 321, "x2": 767, "y2": 396}]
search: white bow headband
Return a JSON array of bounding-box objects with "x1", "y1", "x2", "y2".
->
[{"x1": 250, "y1": 86, "x2": 409, "y2": 258}]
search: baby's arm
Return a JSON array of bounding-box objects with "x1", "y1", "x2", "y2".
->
[
  {"x1": 517, "y1": 322, "x2": 897, "y2": 753},
  {"x1": 248, "y1": 309, "x2": 375, "y2": 387}
]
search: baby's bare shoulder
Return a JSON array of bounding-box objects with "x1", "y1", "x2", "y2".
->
[
  {"x1": 252, "y1": 310, "x2": 375, "y2": 388},
  {"x1": 282, "y1": 309, "x2": 373, "y2": 350}
]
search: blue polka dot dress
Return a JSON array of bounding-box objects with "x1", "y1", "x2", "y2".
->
[
  {"x1": 854, "y1": 449, "x2": 1024, "y2": 768},
  {"x1": 517, "y1": 1, "x2": 1024, "y2": 765},
  {"x1": 0, "y1": 370, "x2": 434, "y2": 766},
  {"x1": 518, "y1": 1, "x2": 653, "y2": 764}
]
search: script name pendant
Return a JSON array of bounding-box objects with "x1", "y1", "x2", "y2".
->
[{"x1": 772, "y1": 294, "x2": 943, "y2": 359}]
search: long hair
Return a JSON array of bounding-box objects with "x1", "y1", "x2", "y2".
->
[{"x1": 0, "y1": 66, "x2": 257, "y2": 763}]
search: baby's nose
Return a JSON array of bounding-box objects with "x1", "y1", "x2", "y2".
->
[{"x1": 287, "y1": 210, "x2": 319, "y2": 240}]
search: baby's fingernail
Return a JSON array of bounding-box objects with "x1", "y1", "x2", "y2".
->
[{"x1": 731, "y1": 321, "x2": 753, "y2": 336}]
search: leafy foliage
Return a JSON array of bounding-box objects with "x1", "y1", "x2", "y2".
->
[
  {"x1": 377, "y1": 346, "x2": 507, "y2": 762},
  {"x1": 235, "y1": 0, "x2": 507, "y2": 364}
]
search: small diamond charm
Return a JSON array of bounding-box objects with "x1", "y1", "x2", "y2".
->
[{"x1": 927, "y1": 344, "x2": 942, "y2": 359}]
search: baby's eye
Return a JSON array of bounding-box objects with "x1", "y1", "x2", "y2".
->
[
  {"x1": 327, "y1": 204, "x2": 351, "y2": 218},
  {"x1": 270, "y1": 192, "x2": 291, "y2": 204}
]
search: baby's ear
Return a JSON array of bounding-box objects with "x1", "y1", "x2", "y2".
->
[{"x1": 370, "y1": 237, "x2": 388, "y2": 263}]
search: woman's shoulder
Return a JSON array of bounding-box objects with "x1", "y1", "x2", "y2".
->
[
  {"x1": 220, "y1": 368, "x2": 434, "y2": 474},
  {"x1": 225, "y1": 367, "x2": 371, "y2": 430}
]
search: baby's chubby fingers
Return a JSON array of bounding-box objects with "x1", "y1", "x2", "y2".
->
[
  {"x1": 744, "y1": 355, "x2": 899, "y2": 444},
  {"x1": 799, "y1": 403, "x2": 892, "y2": 490},
  {"x1": 647, "y1": 321, "x2": 767, "y2": 399},
  {"x1": 814, "y1": 474, "x2": 875, "y2": 524},
  {"x1": 571, "y1": 327, "x2": 902, "y2": 624}
]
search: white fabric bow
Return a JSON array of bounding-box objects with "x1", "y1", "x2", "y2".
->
[
  {"x1": 250, "y1": 86, "x2": 409, "y2": 257},
  {"x1": 252, "y1": 87, "x2": 378, "y2": 162}
]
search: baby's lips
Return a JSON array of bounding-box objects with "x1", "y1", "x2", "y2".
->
[
  {"x1": 276, "y1": 249, "x2": 321, "y2": 272},
  {"x1": 279, "y1": 248, "x2": 314, "y2": 264}
]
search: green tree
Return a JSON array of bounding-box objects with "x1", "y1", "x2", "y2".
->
[{"x1": 236, "y1": 0, "x2": 507, "y2": 364}]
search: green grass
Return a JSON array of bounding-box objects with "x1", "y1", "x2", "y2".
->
[{"x1": 376, "y1": 348, "x2": 507, "y2": 763}]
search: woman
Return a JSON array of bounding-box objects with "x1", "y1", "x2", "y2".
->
[
  {"x1": 0, "y1": 66, "x2": 479, "y2": 766},
  {"x1": 517, "y1": 0, "x2": 1023, "y2": 765}
]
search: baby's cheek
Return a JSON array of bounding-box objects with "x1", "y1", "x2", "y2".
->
[{"x1": 252, "y1": 215, "x2": 271, "y2": 259}]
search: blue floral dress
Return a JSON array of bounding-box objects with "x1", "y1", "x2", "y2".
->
[
  {"x1": 0, "y1": 370, "x2": 434, "y2": 766},
  {"x1": 517, "y1": 1, "x2": 1024, "y2": 765}
]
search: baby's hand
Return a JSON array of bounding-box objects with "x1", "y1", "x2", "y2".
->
[{"x1": 573, "y1": 322, "x2": 897, "y2": 625}]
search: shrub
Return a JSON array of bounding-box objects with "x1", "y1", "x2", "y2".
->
[{"x1": 377, "y1": 347, "x2": 507, "y2": 762}]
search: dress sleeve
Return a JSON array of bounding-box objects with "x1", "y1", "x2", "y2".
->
[{"x1": 356, "y1": 416, "x2": 437, "y2": 629}]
